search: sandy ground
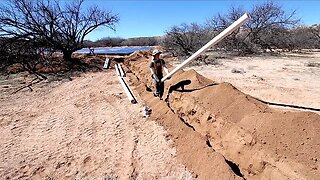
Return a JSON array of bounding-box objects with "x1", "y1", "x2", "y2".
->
[
  {"x1": 0, "y1": 71, "x2": 192, "y2": 179},
  {"x1": 125, "y1": 51, "x2": 320, "y2": 179},
  {"x1": 182, "y1": 52, "x2": 320, "y2": 111},
  {"x1": 1, "y1": 50, "x2": 319, "y2": 179}
]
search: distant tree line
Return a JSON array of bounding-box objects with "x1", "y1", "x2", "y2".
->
[
  {"x1": 84, "y1": 36, "x2": 162, "y2": 47},
  {"x1": 163, "y1": 2, "x2": 320, "y2": 56}
]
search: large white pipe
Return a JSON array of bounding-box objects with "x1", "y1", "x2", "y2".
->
[
  {"x1": 117, "y1": 63, "x2": 126, "y2": 77},
  {"x1": 115, "y1": 63, "x2": 121, "y2": 76},
  {"x1": 121, "y1": 75, "x2": 137, "y2": 103},
  {"x1": 161, "y1": 13, "x2": 250, "y2": 82},
  {"x1": 115, "y1": 64, "x2": 137, "y2": 104},
  {"x1": 103, "y1": 57, "x2": 111, "y2": 69}
]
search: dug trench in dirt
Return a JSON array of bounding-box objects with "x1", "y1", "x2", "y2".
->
[
  {"x1": 124, "y1": 59, "x2": 244, "y2": 179},
  {"x1": 123, "y1": 50, "x2": 320, "y2": 180}
]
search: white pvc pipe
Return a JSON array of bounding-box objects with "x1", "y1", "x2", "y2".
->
[
  {"x1": 103, "y1": 57, "x2": 111, "y2": 69},
  {"x1": 115, "y1": 64, "x2": 137, "y2": 104},
  {"x1": 115, "y1": 64, "x2": 121, "y2": 76},
  {"x1": 117, "y1": 63, "x2": 126, "y2": 77},
  {"x1": 121, "y1": 76, "x2": 137, "y2": 103},
  {"x1": 161, "y1": 13, "x2": 250, "y2": 82}
]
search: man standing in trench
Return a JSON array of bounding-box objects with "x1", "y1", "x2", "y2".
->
[{"x1": 150, "y1": 49, "x2": 170, "y2": 100}]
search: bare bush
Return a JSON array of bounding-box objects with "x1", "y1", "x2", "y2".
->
[
  {"x1": 164, "y1": 2, "x2": 300, "y2": 56},
  {"x1": 309, "y1": 25, "x2": 320, "y2": 48},
  {"x1": 212, "y1": 2, "x2": 299, "y2": 53},
  {"x1": 163, "y1": 23, "x2": 213, "y2": 56},
  {"x1": 121, "y1": 37, "x2": 161, "y2": 46},
  {"x1": 82, "y1": 36, "x2": 160, "y2": 47},
  {"x1": 207, "y1": 6, "x2": 254, "y2": 54},
  {"x1": 83, "y1": 40, "x2": 95, "y2": 48},
  {"x1": 287, "y1": 25, "x2": 320, "y2": 49},
  {"x1": 246, "y1": 2, "x2": 299, "y2": 52},
  {"x1": 0, "y1": 37, "x2": 49, "y2": 79},
  {"x1": 94, "y1": 37, "x2": 126, "y2": 47}
]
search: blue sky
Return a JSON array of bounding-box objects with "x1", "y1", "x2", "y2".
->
[{"x1": 82, "y1": 0, "x2": 320, "y2": 41}]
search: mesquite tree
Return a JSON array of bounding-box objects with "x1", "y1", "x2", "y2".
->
[
  {"x1": 163, "y1": 23, "x2": 213, "y2": 56},
  {"x1": 164, "y1": 2, "x2": 300, "y2": 55},
  {"x1": 207, "y1": 2, "x2": 300, "y2": 53},
  {"x1": 0, "y1": 0, "x2": 119, "y2": 61}
]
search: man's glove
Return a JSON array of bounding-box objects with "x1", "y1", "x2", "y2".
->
[{"x1": 153, "y1": 74, "x2": 159, "y2": 82}]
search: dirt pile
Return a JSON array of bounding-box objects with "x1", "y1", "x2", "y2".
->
[
  {"x1": 125, "y1": 51, "x2": 320, "y2": 179},
  {"x1": 126, "y1": 53, "x2": 243, "y2": 179},
  {"x1": 3, "y1": 54, "x2": 108, "y2": 75}
]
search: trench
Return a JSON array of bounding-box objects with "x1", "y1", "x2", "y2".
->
[
  {"x1": 165, "y1": 88, "x2": 245, "y2": 179},
  {"x1": 225, "y1": 159, "x2": 245, "y2": 178},
  {"x1": 166, "y1": 99, "x2": 196, "y2": 131},
  {"x1": 206, "y1": 139, "x2": 212, "y2": 148},
  {"x1": 125, "y1": 64, "x2": 246, "y2": 179}
]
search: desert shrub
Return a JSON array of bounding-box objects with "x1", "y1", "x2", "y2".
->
[
  {"x1": 94, "y1": 37, "x2": 126, "y2": 47},
  {"x1": 164, "y1": 2, "x2": 300, "y2": 55},
  {"x1": 163, "y1": 23, "x2": 214, "y2": 56},
  {"x1": 121, "y1": 37, "x2": 161, "y2": 46}
]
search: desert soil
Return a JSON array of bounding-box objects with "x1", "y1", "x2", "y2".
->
[
  {"x1": 1, "y1": 50, "x2": 319, "y2": 180},
  {"x1": 0, "y1": 71, "x2": 192, "y2": 179},
  {"x1": 125, "y1": 50, "x2": 320, "y2": 179},
  {"x1": 184, "y1": 51, "x2": 320, "y2": 112}
]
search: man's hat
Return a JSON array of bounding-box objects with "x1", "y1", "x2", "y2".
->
[{"x1": 152, "y1": 49, "x2": 162, "y2": 56}]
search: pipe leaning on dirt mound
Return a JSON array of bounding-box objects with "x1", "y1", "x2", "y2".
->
[
  {"x1": 115, "y1": 64, "x2": 137, "y2": 104},
  {"x1": 161, "y1": 13, "x2": 250, "y2": 82}
]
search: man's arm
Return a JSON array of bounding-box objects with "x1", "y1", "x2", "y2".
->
[
  {"x1": 150, "y1": 67, "x2": 155, "y2": 75},
  {"x1": 150, "y1": 67, "x2": 160, "y2": 82}
]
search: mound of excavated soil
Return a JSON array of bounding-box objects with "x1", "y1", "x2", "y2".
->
[
  {"x1": 125, "y1": 53, "x2": 243, "y2": 179},
  {"x1": 125, "y1": 52, "x2": 320, "y2": 179}
]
